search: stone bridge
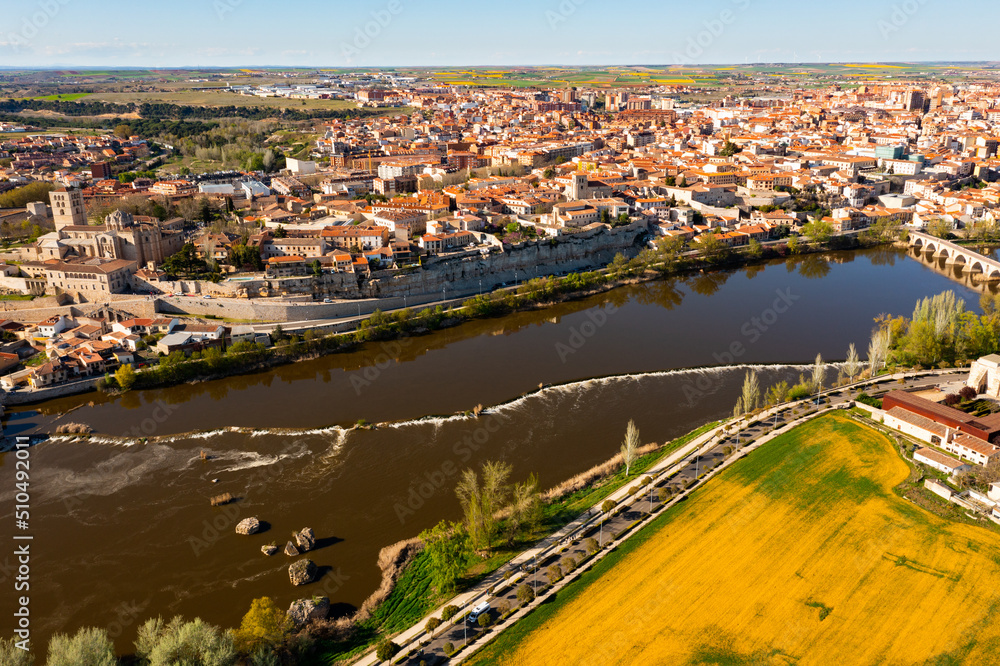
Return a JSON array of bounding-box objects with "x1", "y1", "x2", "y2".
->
[{"x1": 908, "y1": 230, "x2": 1000, "y2": 281}]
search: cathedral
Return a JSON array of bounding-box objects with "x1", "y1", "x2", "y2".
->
[{"x1": 29, "y1": 209, "x2": 185, "y2": 269}]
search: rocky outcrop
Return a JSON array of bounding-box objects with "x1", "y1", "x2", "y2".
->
[
  {"x1": 287, "y1": 596, "x2": 330, "y2": 627},
  {"x1": 294, "y1": 527, "x2": 316, "y2": 552},
  {"x1": 288, "y1": 559, "x2": 317, "y2": 586},
  {"x1": 235, "y1": 517, "x2": 261, "y2": 535},
  {"x1": 284, "y1": 541, "x2": 300, "y2": 557},
  {"x1": 261, "y1": 544, "x2": 278, "y2": 556}
]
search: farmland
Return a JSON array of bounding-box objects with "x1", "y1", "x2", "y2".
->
[{"x1": 471, "y1": 412, "x2": 1000, "y2": 665}]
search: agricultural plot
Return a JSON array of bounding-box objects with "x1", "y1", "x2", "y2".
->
[{"x1": 480, "y1": 412, "x2": 1000, "y2": 666}]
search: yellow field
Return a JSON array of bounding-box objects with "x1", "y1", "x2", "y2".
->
[{"x1": 490, "y1": 413, "x2": 1000, "y2": 665}]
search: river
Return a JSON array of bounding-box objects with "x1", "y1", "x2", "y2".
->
[{"x1": 0, "y1": 246, "x2": 987, "y2": 654}]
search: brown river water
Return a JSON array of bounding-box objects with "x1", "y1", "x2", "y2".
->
[{"x1": 0, "y1": 246, "x2": 987, "y2": 654}]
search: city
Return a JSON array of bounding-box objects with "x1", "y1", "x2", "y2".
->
[{"x1": 3, "y1": 1, "x2": 1000, "y2": 665}]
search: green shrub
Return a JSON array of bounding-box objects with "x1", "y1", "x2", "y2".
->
[
  {"x1": 441, "y1": 605, "x2": 458, "y2": 621},
  {"x1": 375, "y1": 638, "x2": 398, "y2": 662},
  {"x1": 46, "y1": 628, "x2": 116, "y2": 666}
]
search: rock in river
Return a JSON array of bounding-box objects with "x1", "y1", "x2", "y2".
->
[
  {"x1": 261, "y1": 544, "x2": 278, "y2": 556},
  {"x1": 235, "y1": 517, "x2": 261, "y2": 536},
  {"x1": 284, "y1": 541, "x2": 300, "y2": 557},
  {"x1": 294, "y1": 527, "x2": 316, "y2": 552},
  {"x1": 287, "y1": 596, "x2": 330, "y2": 627},
  {"x1": 288, "y1": 559, "x2": 317, "y2": 586}
]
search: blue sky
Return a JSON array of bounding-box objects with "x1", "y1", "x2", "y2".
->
[{"x1": 0, "y1": 0, "x2": 996, "y2": 68}]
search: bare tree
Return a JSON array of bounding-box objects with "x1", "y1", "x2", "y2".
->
[
  {"x1": 480, "y1": 460, "x2": 512, "y2": 549},
  {"x1": 621, "y1": 420, "x2": 641, "y2": 476},
  {"x1": 739, "y1": 370, "x2": 760, "y2": 415},
  {"x1": 455, "y1": 469, "x2": 484, "y2": 550},
  {"x1": 868, "y1": 328, "x2": 890, "y2": 377},
  {"x1": 733, "y1": 397, "x2": 743, "y2": 420},
  {"x1": 812, "y1": 353, "x2": 825, "y2": 401},
  {"x1": 506, "y1": 473, "x2": 540, "y2": 544},
  {"x1": 844, "y1": 343, "x2": 861, "y2": 383}
]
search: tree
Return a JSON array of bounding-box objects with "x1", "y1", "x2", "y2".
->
[
  {"x1": 477, "y1": 612, "x2": 492, "y2": 629},
  {"x1": 812, "y1": 353, "x2": 826, "y2": 398},
  {"x1": 506, "y1": 473, "x2": 541, "y2": 543},
  {"x1": 739, "y1": 370, "x2": 760, "y2": 415},
  {"x1": 543, "y1": 167, "x2": 554, "y2": 179},
  {"x1": 455, "y1": 461, "x2": 511, "y2": 551},
  {"x1": 601, "y1": 499, "x2": 616, "y2": 514},
  {"x1": 136, "y1": 616, "x2": 235, "y2": 666},
  {"x1": 844, "y1": 343, "x2": 861, "y2": 383},
  {"x1": 607, "y1": 252, "x2": 630, "y2": 278},
  {"x1": 420, "y1": 521, "x2": 473, "y2": 593},
  {"x1": 620, "y1": 419, "x2": 640, "y2": 476},
  {"x1": 719, "y1": 139, "x2": 740, "y2": 157},
  {"x1": 928, "y1": 219, "x2": 952, "y2": 239},
  {"x1": 786, "y1": 234, "x2": 800, "y2": 254},
  {"x1": 232, "y1": 597, "x2": 291, "y2": 654},
  {"x1": 516, "y1": 584, "x2": 535, "y2": 604},
  {"x1": 868, "y1": 328, "x2": 890, "y2": 376},
  {"x1": 47, "y1": 628, "x2": 116, "y2": 666},
  {"x1": 802, "y1": 220, "x2": 833, "y2": 243},
  {"x1": 114, "y1": 123, "x2": 132, "y2": 139},
  {"x1": 310, "y1": 259, "x2": 322, "y2": 277},
  {"x1": 115, "y1": 363, "x2": 136, "y2": 392},
  {"x1": 765, "y1": 380, "x2": 790, "y2": 406},
  {"x1": 0, "y1": 637, "x2": 33, "y2": 666},
  {"x1": 959, "y1": 386, "x2": 978, "y2": 402},
  {"x1": 425, "y1": 616, "x2": 442, "y2": 636},
  {"x1": 376, "y1": 639, "x2": 399, "y2": 662},
  {"x1": 697, "y1": 232, "x2": 725, "y2": 259},
  {"x1": 746, "y1": 238, "x2": 763, "y2": 259}
]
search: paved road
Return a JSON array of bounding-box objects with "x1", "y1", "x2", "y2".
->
[{"x1": 361, "y1": 369, "x2": 968, "y2": 666}]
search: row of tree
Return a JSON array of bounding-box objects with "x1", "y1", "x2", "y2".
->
[{"x1": 0, "y1": 597, "x2": 292, "y2": 666}]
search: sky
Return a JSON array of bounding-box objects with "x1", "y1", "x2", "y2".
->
[{"x1": 0, "y1": 0, "x2": 996, "y2": 68}]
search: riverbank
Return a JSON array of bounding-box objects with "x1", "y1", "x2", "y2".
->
[{"x1": 8, "y1": 232, "x2": 895, "y2": 410}]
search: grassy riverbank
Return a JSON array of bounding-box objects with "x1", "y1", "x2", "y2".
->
[{"x1": 304, "y1": 421, "x2": 720, "y2": 665}]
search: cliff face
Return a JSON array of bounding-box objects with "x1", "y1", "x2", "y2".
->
[{"x1": 364, "y1": 224, "x2": 646, "y2": 299}]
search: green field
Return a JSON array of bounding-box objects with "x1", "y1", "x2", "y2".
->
[
  {"x1": 32, "y1": 93, "x2": 91, "y2": 102},
  {"x1": 87, "y1": 90, "x2": 365, "y2": 110}
]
